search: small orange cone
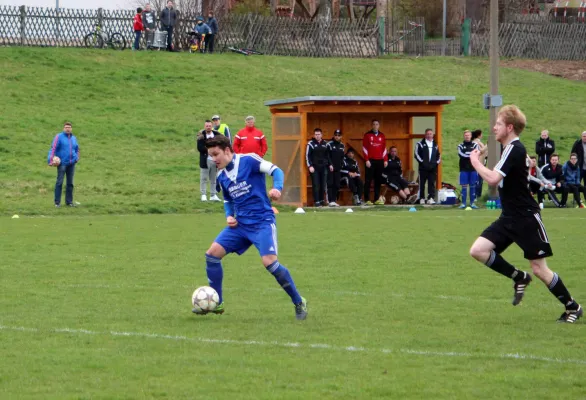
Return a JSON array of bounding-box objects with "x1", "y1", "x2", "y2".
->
[{"x1": 272, "y1": 206, "x2": 279, "y2": 214}]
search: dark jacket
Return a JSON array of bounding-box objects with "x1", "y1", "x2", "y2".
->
[
  {"x1": 571, "y1": 139, "x2": 586, "y2": 170},
  {"x1": 160, "y1": 7, "x2": 177, "y2": 28},
  {"x1": 540, "y1": 163, "x2": 564, "y2": 186},
  {"x1": 341, "y1": 156, "x2": 360, "y2": 177},
  {"x1": 457, "y1": 140, "x2": 478, "y2": 172},
  {"x1": 383, "y1": 156, "x2": 403, "y2": 178},
  {"x1": 197, "y1": 130, "x2": 222, "y2": 169},
  {"x1": 306, "y1": 138, "x2": 330, "y2": 168},
  {"x1": 535, "y1": 138, "x2": 555, "y2": 167},
  {"x1": 414, "y1": 138, "x2": 441, "y2": 171},
  {"x1": 142, "y1": 10, "x2": 156, "y2": 29},
  {"x1": 326, "y1": 140, "x2": 345, "y2": 171},
  {"x1": 207, "y1": 17, "x2": 218, "y2": 34}
]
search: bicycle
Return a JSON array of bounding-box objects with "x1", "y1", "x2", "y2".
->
[
  {"x1": 84, "y1": 24, "x2": 126, "y2": 50},
  {"x1": 228, "y1": 47, "x2": 263, "y2": 56}
]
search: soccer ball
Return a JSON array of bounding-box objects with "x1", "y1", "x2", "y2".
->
[
  {"x1": 191, "y1": 286, "x2": 219, "y2": 312},
  {"x1": 390, "y1": 195, "x2": 400, "y2": 205},
  {"x1": 52, "y1": 156, "x2": 61, "y2": 166}
]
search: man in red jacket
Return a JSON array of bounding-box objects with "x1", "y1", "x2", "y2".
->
[
  {"x1": 133, "y1": 7, "x2": 144, "y2": 51},
  {"x1": 233, "y1": 116, "x2": 268, "y2": 157},
  {"x1": 362, "y1": 120, "x2": 388, "y2": 205}
]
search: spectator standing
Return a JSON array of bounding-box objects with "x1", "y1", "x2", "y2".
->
[
  {"x1": 233, "y1": 116, "x2": 267, "y2": 157},
  {"x1": 535, "y1": 129, "x2": 555, "y2": 168},
  {"x1": 133, "y1": 8, "x2": 144, "y2": 51},
  {"x1": 382, "y1": 146, "x2": 417, "y2": 204},
  {"x1": 206, "y1": 10, "x2": 218, "y2": 54},
  {"x1": 414, "y1": 128, "x2": 441, "y2": 204},
  {"x1": 142, "y1": 3, "x2": 157, "y2": 49},
  {"x1": 326, "y1": 129, "x2": 345, "y2": 207},
  {"x1": 540, "y1": 153, "x2": 567, "y2": 208},
  {"x1": 306, "y1": 128, "x2": 331, "y2": 207},
  {"x1": 211, "y1": 115, "x2": 231, "y2": 142},
  {"x1": 197, "y1": 120, "x2": 222, "y2": 202},
  {"x1": 570, "y1": 131, "x2": 586, "y2": 186},
  {"x1": 341, "y1": 149, "x2": 363, "y2": 205},
  {"x1": 362, "y1": 120, "x2": 388, "y2": 205},
  {"x1": 562, "y1": 153, "x2": 585, "y2": 208},
  {"x1": 160, "y1": 0, "x2": 177, "y2": 51},
  {"x1": 47, "y1": 122, "x2": 79, "y2": 207},
  {"x1": 458, "y1": 130, "x2": 479, "y2": 209},
  {"x1": 472, "y1": 129, "x2": 487, "y2": 199}
]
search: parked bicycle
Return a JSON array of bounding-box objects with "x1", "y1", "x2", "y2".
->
[{"x1": 84, "y1": 24, "x2": 126, "y2": 50}]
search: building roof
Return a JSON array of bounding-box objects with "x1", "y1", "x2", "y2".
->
[{"x1": 265, "y1": 96, "x2": 455, "y2": 107}]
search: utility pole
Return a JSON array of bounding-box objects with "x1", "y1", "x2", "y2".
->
[
  {"x1": 486, "y1": 0, "x2": 501, "y2": 200},
  {"x1": 441, "y1": 0, "x2": 446, "y2": 56}
]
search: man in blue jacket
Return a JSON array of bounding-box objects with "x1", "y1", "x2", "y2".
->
[
  {"x1": 562, "y1": 153, "x2": 585, "y2": 208},
  {"x1": 47, "y1": 122, "x2": 79, "y2": 207}
]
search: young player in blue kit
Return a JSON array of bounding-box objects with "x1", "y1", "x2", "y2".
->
[{"x1": 193, "y1": 135, "x2": 308, "y2": 320}]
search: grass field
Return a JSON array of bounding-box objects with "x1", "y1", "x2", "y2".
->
[
  {"x1": 1, "y1": 48, "x2": 586, "y2": 215},
  {"x1": 1, "y1": 209, "x2": 585, "y2": 399}
]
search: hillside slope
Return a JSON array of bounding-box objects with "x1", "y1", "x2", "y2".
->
[{"x1": 1, "y1": 48, "x2": 585, "y2": 215}]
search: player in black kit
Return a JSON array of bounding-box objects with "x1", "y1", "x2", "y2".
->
[{"x1": 469, "y1": 105, "x2": 582, "y2": 323}]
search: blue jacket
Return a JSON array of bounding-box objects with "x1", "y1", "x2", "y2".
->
[
  {"x1": 47, "y1": 132, "x2": 79, "y2": 165},
  {"x1": 194, "y1": 22, "x2": 212, "y2": 35},
  {"x1": 563, "y1": 161, "x2": 581, "y2": 185}
]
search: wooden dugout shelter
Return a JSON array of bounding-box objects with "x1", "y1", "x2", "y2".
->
[{"x1": 264, "y1": 96, "x2": 455, "y2": 207}]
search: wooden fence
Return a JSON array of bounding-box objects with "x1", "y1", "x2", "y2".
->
[{"x1": 3, "y1": 5, "x2": 586, "y2": 60}]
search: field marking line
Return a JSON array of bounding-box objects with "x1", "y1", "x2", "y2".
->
[{"x1": 0, "y1": 324, "x2": 584, "y2": 366}]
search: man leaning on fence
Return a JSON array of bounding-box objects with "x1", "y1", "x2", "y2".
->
[{"x1": 160, "y1": 0, "x2": 177, "y2": 51}]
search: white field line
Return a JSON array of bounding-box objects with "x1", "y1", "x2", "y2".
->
[{"x1": 0, "y1": 324, "x2": 584, "y2": 366}]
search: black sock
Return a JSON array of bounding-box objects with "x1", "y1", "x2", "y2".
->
[
  {"x1": 485, "y1": 250, "x2": 524, "y2": 281},
  {"x1": 548, "y1": 273, "x2": 576, "y2": 307}
]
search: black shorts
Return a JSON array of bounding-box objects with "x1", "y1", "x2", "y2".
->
[
  {"x1": 480, "y1": 214, "x2": 553, "y2": 260},
  {"x1": 387, "y1": 176, "x2": 409, "y2": 191}
]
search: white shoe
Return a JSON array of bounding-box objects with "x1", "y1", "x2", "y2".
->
[
  {"x1": 539, "y1": 202, "x2": 544, "y2": 209},
  {"x1": 427, "y1": 198, "x2": 436, "y2": 205},
  {"x1": 328, "y1": 202, "x2": 339, "y2": 207},
  {"x1": 210, "y1": 195, "x2": 221, "y2": 201},
  {"x1": 201, "y1": 195, "x2": 207, "y2": 201},
  {"x1": 419, "y1": 198, "x2": 426, "y2": 205}
]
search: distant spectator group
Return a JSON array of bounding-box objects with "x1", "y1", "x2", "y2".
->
[{"x1": 132, "y1": 1, "x2": 219, "y2": 52}]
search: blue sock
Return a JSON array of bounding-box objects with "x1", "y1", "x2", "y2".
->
[
  {"x1": 470, "y1": 185, "x2": 477, "y2": 204},
  {"x1": 461, "y1": 186, "x2": 468, "y2": 205},
  {"x1": 267, "y1": 261, "x2": 302, "y2": 304},
  {"x1": 205, "y1": 253, "x2": 223, "y2": 303}
]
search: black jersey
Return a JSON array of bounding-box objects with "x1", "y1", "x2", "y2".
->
[
  {"x1": 494, "y1": 138, "x2": 540, "y2": 217},
  {"x1": 457, "y1": 141, "x2": 478, "y2": 172}
]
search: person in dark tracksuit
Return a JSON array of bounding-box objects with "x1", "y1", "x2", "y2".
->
[
  {"x1": 326, "y1": 129, "x2": 345, "y2": 207},
  {"x1": 306, "y1": 128, "x2": 331, "y2": 207},
  {"x1": 206, "y1": 10, "x2": 218, "y2": 54},
  {"x1": 160, "y1": 0, "x2": 177, "y2": 51},
  {"x1": 414, "y1": 128, "x2": 441, "y2": 204},
  {"x1": 535, "y1": 130, "x2": 555, "y2": 168},
  {"x1": 341, "y1": 149, "x2": 363, "y2": 205}
]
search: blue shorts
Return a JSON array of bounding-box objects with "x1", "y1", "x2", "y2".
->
[
  {"x1": 214, "y1": 221, "x2": 278, "y2": 256},
  {"x1": 459, "y1": 171, "x2": 478, "y2": 186}
]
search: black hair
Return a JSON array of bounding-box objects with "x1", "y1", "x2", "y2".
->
[
  {"x1": 471, "y1": 129, "x2": 482, "y2": 140},
  {"x1": 205, "y1": 135, "x2": 233, "y2": 152},
  {"x1": 314, "y1": 128, "x2": 322, "y2": 133},
  {"x1": 137, "y1": 7, "x2": 143, "y2": 13}
]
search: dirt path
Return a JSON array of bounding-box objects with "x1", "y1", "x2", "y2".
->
[{"x1": 501, "y1": 59, "x2": 586, "y2": 82}]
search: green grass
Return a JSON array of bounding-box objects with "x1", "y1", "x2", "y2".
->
[
  {"x1": 1, "y1": 209, "x2": 585, "y2": 399},
  {"x1": 1, "y1": 48, "x2": 586, "y2": 215}
]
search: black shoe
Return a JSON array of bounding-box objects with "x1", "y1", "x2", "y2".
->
[
  {"x1": 512, "y1": 272, "x2": 532, "y2": 306},
  {"x1": 557, "y1": 304, "x2": 583, "y2": 323},
  {"x1": 559, "y1": 204, "x2": 567, "y2": 208},
  {"x1": 66, "y1": 203, "x2": 76, "y2": 207},
  {"x1": 55, "y1": 204, "x2": 60, "y2": 208}
]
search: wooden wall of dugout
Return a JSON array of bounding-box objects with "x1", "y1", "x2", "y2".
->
[{"x1": 267, "y1": 99, "x2": 451, "y2": 207}]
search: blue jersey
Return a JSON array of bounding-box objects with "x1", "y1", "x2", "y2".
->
[{"x1": 218, "y1": 154, "x2": 283, "y2": 226}]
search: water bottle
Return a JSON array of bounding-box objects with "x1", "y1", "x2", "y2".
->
[
  {"x1": 496, "y1": 198, "x2": 501, "y2": 209},
  {"x1": 489, "y1": 200, "x2": 495, "y2": 210}
]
